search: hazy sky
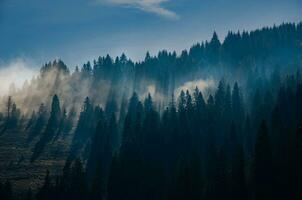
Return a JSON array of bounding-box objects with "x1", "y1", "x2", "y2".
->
[{"x1": 0, "y1": 0, "x2": 301, "y2": 68}]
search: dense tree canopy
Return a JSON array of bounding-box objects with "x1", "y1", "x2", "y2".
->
[{"x1": 0, "y1": 22, "x2": 302, "y2": 200}]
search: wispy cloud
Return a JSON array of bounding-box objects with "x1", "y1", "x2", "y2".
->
[{"x1": 98, "y1": 0, "x2": 179, "y2": 20}]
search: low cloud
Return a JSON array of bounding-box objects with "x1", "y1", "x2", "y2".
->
[
  {"x1": 0, "y1": 58, "x2": 38, "y2": 96},
  {"x1": 175, "y1": 79, "x2": 215, "y2": 96},
  {"x1": 98, "y1": 0, "x2": 179, "y2": 20}
]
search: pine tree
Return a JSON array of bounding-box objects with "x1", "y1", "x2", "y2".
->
[
  {"x1": 69, "y1": 97, "x2": 97, "y2": 161},
  {"x1": 232, "y1": 82, "x2": 243, "y2": 124},
  {"x1": 224, "y1": 84, "x2": 232, "y2": 121},
  {"x1": 205, "y1": 150, "x2": 228, "y2": 200},
  {"x1": 229, "y1": 145, "x2": 248, "y2": 200},
  {"x1": 178, "y1": 90, "x2": 186, "y2": 113},
  {"x1": 26, "y1": 111, "x2": 37, "y2": 130},
  {"x1": 31, "y1": 95, "x2": 61, "y2": 161},
  {"x1": 3, "y1": 180, "x2": 13, "y2": 200},
  {"x1": 108, "y1": 113, "x2": 119, "y2": 154},
  {"x1": 193, "y1": 87, "x2": 206, "y2": 116},
  {"x1": 117, "y1": 93, "x2": 144, "y2": 200},
  {"x1": 6, "y1": 96, "x2": 13, "y2": 121},
  {"x1": 0, "y1": 181, "x2": 3, "y2": 200},
  {"x1": 172, "y1": 160, "x2": 192, "y2": 200},
  {"x1": 291, "y1": 123, "x2": 302, "y2": 197},
  {"x1": 64, "y1": 106, "x2": 76, "y2": 134},
  {"x1": 70, "y1": 159, "x2": 87, "y2": 200},
  {"x1": 90, "y1": 161, "x2": 104, "y2": 200},
  {"x1": 107, "y1": 155, "x2": 121, "y2": 200},
  {"x1": 25, "y1": 188, "x2": 33, "y2": 200},
  {"x1": 252, "y1": 120, "x2": 274, "y2": 200},
  {"x1": 36, "y1": 170, "x2": 53, "y2": 200},
  {"x1": 207, "y1": 31, "x2": 221, "y2": 63},
  {"x1": 9, "y1": 103, "x2": 20, "y2": 128},
  {"x1": 54, "y1": 107, "x2": 67, "y2": 140},
  {"x1": 215, "y1": 80, "x2": 226, "y2": 122},
  {"x1": 27, "y1": 103, "x2": 47, "y2": 143},
  {"x1": 86, "y1": 112, "x2": 107, "y2": 183}
]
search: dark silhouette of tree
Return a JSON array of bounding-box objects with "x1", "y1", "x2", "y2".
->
[
  {"x1": 89, "y1": 162, "x2": 104, "y2": 200},
  {"x1": 0, "y1": 181, "x2": 3, "y2": 200},
  {"x1": 53, "y1": 107, "x2": 67, "y2": 141},
  {"x1": 25, "y1": 111, "x2": 37, "y2": 131},
  {"x1": 1, "y1": 96, "x2": 20, "y2": 131},
  {"x1": 36, "y1": 170, "x2": 53, "y2": 200},
  {"x1": 31, "y1": 95, "x2": 61, "y2": 162},
  {"x1": 63, "y1": 106, "x2": 76, "y2": 135},
  {"x1": 108, "y1": 113, "x2": 119, "y2": 154},
  {"x1": 27, "y1": 103, "x2": 47, "y2": 143},
  {"x1": 252, "y1": 120, "x2": 274, "y2": 200},
  {"x1": 8, "y1": 103, "x2": 20, "y2": 128},
  {"x1": 25, "y1": 188, "x2": 33, "y2": 200},
  {"x1": 207, "y1": 31, "x2": 221, "y2": 64},
  {"x1": 232, "y1": 82, "x2": 244, "y2": 130},
  {"x1": 205, "y1": 150, "x2": 228, "y2": 200},
  {"x1": 229, "y1": 144, "x2": 248, "y2": 200},
  {"x1": 1, "y1": 180, "x2": 13, "y2": 200},
  {"x1": 70, "y1": 159, "x2": 87, "y2": 200},
  {"x1": 107, "y1": 155, "x2": 121, "y2": 200},
  {"x1": 290, "y1": 123, "x2": 302, "y2": 198},
  {"x1": 3, "y1": 22, "x2": 302, "y2": 200},
  {"x1": 85, "y1": 111, "x2": 107, "y2": 183},
  {"x1": 68, "y1": 97, "x2": 99, "y2": 161},
  {"x1": 6, "y1": 96, "x2": 13, "y2": 122}
]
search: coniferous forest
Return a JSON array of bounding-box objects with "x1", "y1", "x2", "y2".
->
[{"x1": 0, "y1": 22, "x2": 302, "y2": 200}]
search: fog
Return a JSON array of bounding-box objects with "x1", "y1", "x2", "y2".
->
[
  {"x1": 175, "y1": 78, "x2": 215, "y2": 96},
  {"x1": 0, "y1": 57, "x2": 219, "y2": 117},
  {"x1": 0, "y1": 58, "x2": 38, "y2": 95}
]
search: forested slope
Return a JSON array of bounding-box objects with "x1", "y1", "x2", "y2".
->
[{"x1": 0, "y1": 22, "x2": 302, "y2": 200}]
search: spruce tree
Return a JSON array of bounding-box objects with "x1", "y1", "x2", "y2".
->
[
  {"x1": 252, "y1": 120, "x2": 274, "y2": 200},
  {"x1": 36, "y1": 170, "x2": 53, "y2": 200},
  {"x1": 3, "y1": 180, "x2": 13, "y2": 200},
  {"x1": 31, "y1": 95, "x2": 61, "y2": 161}
]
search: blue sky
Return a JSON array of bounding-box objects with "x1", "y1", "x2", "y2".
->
[{"x1": 0, "y1": 0, "x2": 301, "y2": 68}]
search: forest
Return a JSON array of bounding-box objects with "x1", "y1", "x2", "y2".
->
[{"x1": 0, "y1": 22, "x2": 302, "y2": 200}]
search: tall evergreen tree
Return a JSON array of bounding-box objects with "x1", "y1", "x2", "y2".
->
[
  {"x1": 252, "y1": 120, "x2": 274, "y2": 200},
  {"x1": 31, "y1": 95, "x2": 61, "y2": 161},
  {"x1": 229, "y1": 145, "x2": 248, "y2": 200},
  {"x1": 70, "y1": 159, "x2": 87, "y2": 200},
  {"x1": 3, "y1": 180, "x2": 13, "y2": 200},
  {"x1": 36, "y1": 170, "x2": 53, "y2": 200},
  {"x1": 27, "y1": 103, "x2": 47, "y2": 143}
]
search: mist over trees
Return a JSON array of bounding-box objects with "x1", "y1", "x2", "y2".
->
[
  {"x1": 2, "y1": 22, "x2": 301, "y2": 115},
  {"x1": 0, "y1": 22, "x2": 302, "y2": 200}
]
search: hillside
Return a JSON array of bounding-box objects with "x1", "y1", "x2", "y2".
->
[{"x1": 0, "y1": 22, "x2": 302, "y2": 200}]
